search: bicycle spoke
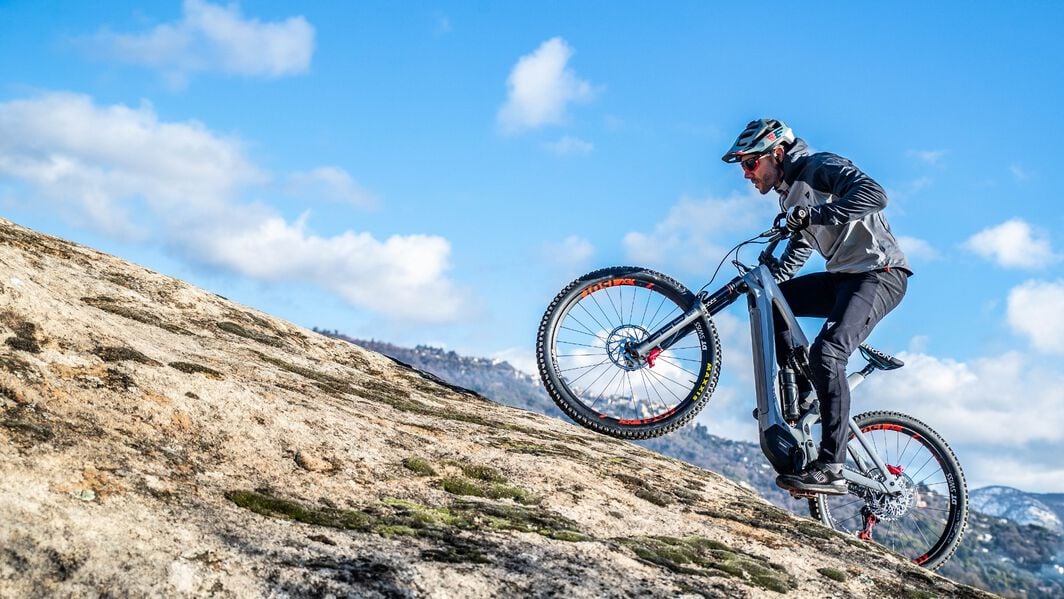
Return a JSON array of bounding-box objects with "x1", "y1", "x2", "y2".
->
[
  {"x1": 625, "y1": 286, "x2": 635, "y2": 326},
  {"x1": 604, "y1": 287, "x2": 624, "y2": 326},
  {"x1": 643, "y1": 367, "x2": 686, "y2": 402},
  {"x1": 557, "y1": 353, "x2": 606, "y2": 358},
  {"x1": 577, "y1": 301, "x2": 612, "y2": 337},
  {"x1": 654, "y1": 356, "x2": 700, "y2": 378},
  {"x1": 559, "y1": 323, "x2": 606, "y2": 343},
  {"x1": 589, "y1": 367, "x2": 625, "y2": 409},
  {"x1": 564, "y1": 358, "x2": 612, "y2": 384},
  {"x1": 641, "y1": 369, "x2": 671, "y2": 412},
  {"x1": 908, "y1": 512, "x2": 934, "y2": 549},
  {"x1": 588, "y1": 291, "x2": 618, "y2": 332},
  {"x1": 646, "y1": 294, "x2": 669, "y2": 333},
  {"x1": 639, "y1": 287, "x2": 653, "y2": 329},
  {"x1": 558, "y1": 340, "x2": 607, "y2": 349},
  {"x1": 558, "y1": 361, "x2": 608, "y2": 374}
]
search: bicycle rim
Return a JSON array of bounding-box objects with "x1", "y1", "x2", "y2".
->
[{"x1": 539, "y1": 268, "x2": 718, "y2": 438}]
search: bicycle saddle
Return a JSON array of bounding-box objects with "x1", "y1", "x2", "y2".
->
[{"x1": 859, "y1": 344, "x2": 904, "y2": 370}]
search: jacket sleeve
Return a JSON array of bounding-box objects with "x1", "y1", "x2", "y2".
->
[
  {"x1": 771, "y1": 235, "x2": 814, "y2": 282},
  {"x1": 807, "y1": 155, "x2": 888, "y2": 226}
]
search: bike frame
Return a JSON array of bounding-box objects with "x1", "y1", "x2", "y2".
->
[{"x1": 630, "y1": 238, "x2": 906, "y2": 495}]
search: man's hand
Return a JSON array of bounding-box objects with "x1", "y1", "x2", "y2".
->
[{"x1": 785, "y1": 205, "x2": 810, "y2": 232}]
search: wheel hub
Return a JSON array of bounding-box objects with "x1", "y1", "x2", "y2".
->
[
  {"x1": 606, "y1": 324, "x2": 650, "y2": 371},
  {"x1": 852, "y1": 469, "x2": 917, "y2": 522}
]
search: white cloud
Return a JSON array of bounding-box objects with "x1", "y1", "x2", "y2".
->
[
  {"x1": 0, "y1": 92, "x2": 263, "y2": 236},
  {"x1": 963, "y1": 218, "x2": 1058, "y2": 269},
  {"x1": 491, "y1": 347, "x2": 538, "y2": 376},
  {"x1": 0, "y1": 92, "x2": 466, "y2": 322},
  {"x1": 908, "y1": 149, "x2": 947, "y2": 166},
  {"x1": 542, "y1": 235, "x2": 594, "y2": 268},
  {"x1": 497, "y1": 37, "x2": 595, "y2": 134},
  {"x1": 544, "y1": 135, "x2": 593, "y2": 156},
  {"x1": 860, "y1": 346, "x2": 1064, "y2": 490},
  {"x1": 623, "y1": 192, "x2": 779, "y2": 275},
  {"x1": 87, "y1": 0, "x2": 314, "y2": 83},
  {"x1": 896, "y1": 235, "x2": 940, "y2": 261},
  {"x1": 1010, "y1": 164, "x2": 1029, "y2": 180},
  {"x1": 286, "y1": 167, "x2": 377, "y2": 209},
  {"x1": 188, "y1": 213, "x2": 466, "y2": 321},
  {"x1": 1007, "y1": 280, "x2": 1064, "y2": 354}
]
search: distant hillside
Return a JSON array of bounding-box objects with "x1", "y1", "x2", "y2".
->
[
  {"x1": 972, "y1": 486, "x2": 1064, "y2": 533},
  {"x1": 319, "y1": 329, "x2": 1064, "y2": 598}
]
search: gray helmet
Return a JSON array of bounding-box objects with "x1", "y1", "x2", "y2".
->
[{"x1": 721, "y1": 118, "x2": 795, "y2": 163}]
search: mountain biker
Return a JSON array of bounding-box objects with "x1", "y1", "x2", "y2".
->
[{"x1": 722, "y1": 118, "x2": 911, "y2": 495}]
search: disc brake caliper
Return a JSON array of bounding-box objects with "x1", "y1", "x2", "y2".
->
[{"x1": 647, "y1": 347, "x2": 663, "y2": 368}]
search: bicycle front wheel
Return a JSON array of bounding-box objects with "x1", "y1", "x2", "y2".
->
[
  {"x1": 536, "y1": 266, "x2": 721, "y2": 439},
  {"x1": 809, "y1": 411, "x2": 968, "y2": 570}
]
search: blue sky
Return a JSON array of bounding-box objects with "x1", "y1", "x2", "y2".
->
[{"x1": 1, "y1": 1, "x2": 1062, "y2": 491}]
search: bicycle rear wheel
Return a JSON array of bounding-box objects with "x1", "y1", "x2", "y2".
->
[
  {"x1": 808, "y1": 411, "x2": 968, "y2": 570},
  {"x1": 536, "y1": 266, "x2": 720, "y2": 439}
]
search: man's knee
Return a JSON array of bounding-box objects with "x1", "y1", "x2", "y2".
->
[{"x1": 810, "y1": 339, "x2": 848, "y2": 377}]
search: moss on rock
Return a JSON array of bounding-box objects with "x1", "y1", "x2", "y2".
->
[
  {"x1": 402, "y1": 457, "x2": 437, "y2": 476},
  {"x1": 622, "y1": 536, "x2": 795, "y2": 593},
  {"x1": 169, "y1": 362, "x2": 223, "y2": 379}
]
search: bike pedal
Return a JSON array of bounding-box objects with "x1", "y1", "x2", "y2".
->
[{"x1": 788, "y1": 490, "x2": 817, "y2": 499}]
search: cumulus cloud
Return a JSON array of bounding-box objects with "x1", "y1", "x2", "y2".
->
[
  {"x1": 497, "y1": 37, "x2": 595, "y2": 134},
  {"x1": 895, "y1": 235, "x2": 940, "y2": 262},
  {"x1": 188, "y1": 213, "x2": 466, "y2": 321},
  {"x1": 542, "y1": 235, "x2": 594, "y2": 267},
  {"x1": 0, "y1": 92, "x2": 465, "y2": 322},
  {"x1": 0, "y1": 92, "x2": 263, "y2": 236},
  {"x1": 286, "y1": 167, "x2": 377, "y2": 209},
  {"x1": 859, "y1": 346, "x2": 1064, "y2": 489},
  {"x1": 544, "y1": 135, "x2": 593, "y2": 156},
  {"x1": 491, "y1": 347, "x2": 538, "y2": 376},
  {"x1": 963, "y1": 218, "x2": 1058, "y2": 269},
  {"x1": 623, "y1": 192, "x2": 779, "y2": 275},
  {"x1": 1006, "y1": 280, "x2": 1064, "y2": 354},
  {"x1": 87, "y1": 0, "x2": 314, "y2": 83}
]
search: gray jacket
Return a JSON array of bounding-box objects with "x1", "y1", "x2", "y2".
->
[{"x1": 772, "y1": 139, "x2": 911, "y2": 281}]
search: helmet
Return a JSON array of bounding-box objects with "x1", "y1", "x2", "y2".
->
[{"x1": 721, "y1": 118, "x2": 795, "y2": 163}]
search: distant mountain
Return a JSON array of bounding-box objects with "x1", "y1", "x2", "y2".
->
[
  {"x1": 971, "y1": 486, "x2": 1064, "y2": 534},
  {"x1": 317, "y1": 329, "x2": 1063, "y2": 598}
]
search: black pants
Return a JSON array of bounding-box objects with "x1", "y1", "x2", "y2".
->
[{"x1": 774, "y1": 269, "x2": 908, "y2": 464}]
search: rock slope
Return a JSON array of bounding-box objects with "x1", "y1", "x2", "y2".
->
[{"x1": 0, "y1": 218, "x2": 992, "y2": 598}]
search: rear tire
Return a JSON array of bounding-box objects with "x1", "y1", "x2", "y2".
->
[
  {"x1": 808, "y1": 411, "x2": 968, "y2": 570},
  {"x1": 536, "y1": 267, "x2": 721, "y2": 439}
]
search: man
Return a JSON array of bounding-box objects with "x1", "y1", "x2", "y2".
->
[{"x1": 722, "y1": 119, "x2": 911, "y2": 495}]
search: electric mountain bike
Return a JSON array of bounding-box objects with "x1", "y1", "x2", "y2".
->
[{"x1": 536, "y1": 224, "x2": 968, "y2": 570}]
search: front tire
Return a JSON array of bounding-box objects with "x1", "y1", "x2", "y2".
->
[
  {"x1": 808, "y1": 411, "x2": 968, "y2": 570},
  {"x1": 536, "y1": 267, "x2": 721, "y2": 439}
]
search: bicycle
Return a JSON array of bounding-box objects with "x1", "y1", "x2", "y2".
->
[{"x1": 536, "y1": 221, "x2": 968, "y2": 570}]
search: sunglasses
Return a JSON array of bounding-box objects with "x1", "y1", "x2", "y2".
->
[{"x1": 741, "y1": 152, "x2": 773, "y2": 174}]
